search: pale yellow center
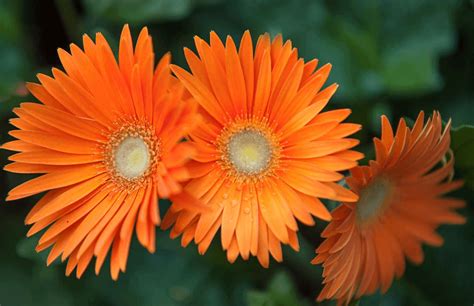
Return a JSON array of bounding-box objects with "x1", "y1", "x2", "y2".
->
[
  {"x1": 114, "y1": 136, "x2": 150, "y2": 179},
  {"x1": 227, "y1": 129, "x2": 272, "y2": 175},
  {"x1": 356, "y1": 177, "x2": 392, "y2": 225}
]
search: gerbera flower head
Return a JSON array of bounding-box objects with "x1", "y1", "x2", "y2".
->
[
  {"x1": 312, "y1": 111, "x2": 466, "y2": 305},
  {"x1": 2, "y1": 25, "x2": 201, "y2": 280},
  {"x1": 162, "y1": 31, "x2": 363, "y2": 267}
]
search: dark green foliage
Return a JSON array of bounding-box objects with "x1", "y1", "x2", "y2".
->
[{"x1": 0, "y1": 0, "x2": 473, "y2": 305}]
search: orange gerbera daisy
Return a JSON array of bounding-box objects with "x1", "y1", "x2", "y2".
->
[
  {"x1": 312, "y1": 111, "x2": 466, "y2": 305},
  {"x1": 2, "y1": 25, "x2": 201, "y2": 280},
  {"x1": 161, "y1": 31, "x2": 363, "y2": 267}
]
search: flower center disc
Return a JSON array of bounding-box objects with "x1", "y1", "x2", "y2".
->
[
  {"x1": 114, "y1": 136, "x2": 150, "y2": 179},
  {"x1": 227, "y1": 129, "x2": 272, "y2": 175},
  {"x1": 356, "y1": 177, "x2": 393, "y2": 226}
]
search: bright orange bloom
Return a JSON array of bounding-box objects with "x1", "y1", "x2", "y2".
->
[
  {"x1": 2, "y1": 25, "x2": 201, "y2": 280},
  {"x1": 312, "y1": 111, "x2": 466, "y2": 305},
  {"x1": 162, "y1": 31, "x2": 362, "y2": 267}
]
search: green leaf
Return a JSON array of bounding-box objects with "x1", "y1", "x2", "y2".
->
[
  {"x1": 451, "y1": 125, "x2": 474, "y2": 190},
  {"x1": 82, "y1": 0, "x2": 222, "y2": 24},
  {"x1": 227, "y1": 0, "x2": 458, "y2": 100},
  {"x1": 247, "y1": 271, "x2": 309, "y2": 306},
  {"x1": 381, "y1": 49, "x2": 440, "y2": 94},
  {"x1": 452, "y1": 125, "x2": 474, "y2": 168},
  {"x1": 0, "y1": 0, "x2": 31, "y2": 101}
]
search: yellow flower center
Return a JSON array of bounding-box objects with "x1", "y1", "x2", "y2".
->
[
  {"x1": 104, "y1": 120, "x2": 160, "y2": 190},
  {"x1": 114, "y1": 136, "x2": 150, "y2": 179},
  {"x1": 227, "y1": 129, "x2": 272, "y2": 175},
  {"x1": 217, "y1": 118, "x2": 280, "y2": 183},
  {"x1": 356, "y1": 177, "x2": 393, "y2": 227}
]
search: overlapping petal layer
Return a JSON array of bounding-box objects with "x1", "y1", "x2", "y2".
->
[
  {"x1": 312, "y1": 112, "x2": 465, "y2": 305},
  {"x1": 3, "y1": 25, "x2": 201, "y2": 280},
  {"x1": 163, "y1": 31, "x2": 362, "y2": 266}
]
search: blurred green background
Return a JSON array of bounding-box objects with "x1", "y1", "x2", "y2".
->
[{"x1": 0, "y1": 0, "x2": 473, "y2": 305}]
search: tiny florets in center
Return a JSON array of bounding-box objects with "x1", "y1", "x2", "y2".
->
[
  {"x1": 356, "y1": 177, "x2": 393, "y2": 227},
  {"x1": 227, "y1": 128, "x2": 272, "y2": 175},
  {"x1": 114, "y1": 136, "x2": 150, "y2": 179},
  {"x1": 217, "y1": 118, "x2": 281, "y2": 183},
  {"x1": 104, "y1": 121, "x2": 160, "y2": 190}
]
